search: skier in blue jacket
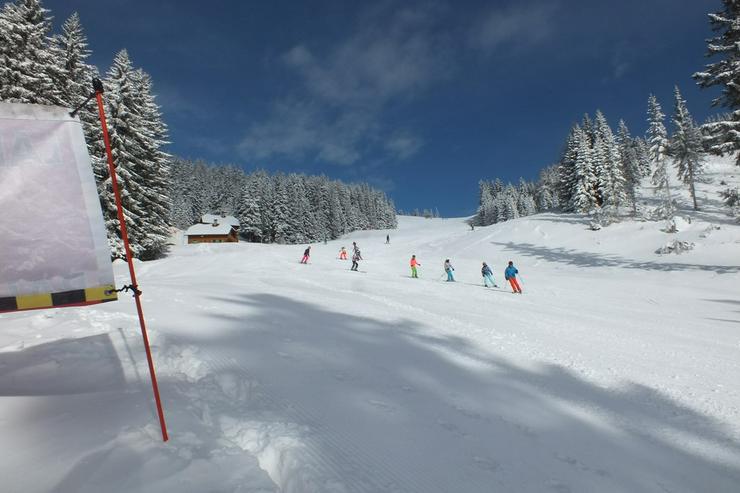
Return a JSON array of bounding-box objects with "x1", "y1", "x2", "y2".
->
[
  {"x1": 504, "y1": 261, "x2": 522, "y2": 293},
  {"x1": 481, "y1": 262, "x2": 498, "y2": 288}
]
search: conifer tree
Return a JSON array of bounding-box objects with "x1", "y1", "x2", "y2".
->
[
  {"x1": 671, "y1": 86, "x2": 705, "y2": 210},
  {"x1": 617, "y1": 120, "x2": 641, "y2": 216},
  {"x1": 594, "y1": 111, "x2": 627, "y2": 218},
  {"x1": 634, "y1": 137, "x2": 652, "y2": 177},
  {"x1": 693, "y1": 0, "x2": 740, "y2": 165},
  {"x1": 571, "y1": 133, "x2": 599, "y2": 213},
  {"x1": 130, "y1": 68, "x2": 172, "y2": 258},
  {"x1": 47, "y1": 13, "x2": 107, "y2": 182},
  {"x1": 647, "y1": 94, "x2": 675, "y2": 218},
  {"x1": 236, "y1": 177, "x2": 263, "y2": 242},
  {"x1": 557, "y1": 124, "x2": 581, "y2": 210},
  {"x1": 503, "y1": 185, "x2": 519, "y2": 220},
  {"x1": 102, "y1": 50, "x2": 171, "y2": 259},
  {"x1": 0, "y1": 0, "x2": 55, "y2": 104}
]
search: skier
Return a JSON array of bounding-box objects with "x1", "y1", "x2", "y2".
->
[
  {"x1": 351, "y1": 249, "x2": 363, "y2": 271},
  {"x1": 386, "y1": 234, "x2": 390, "y2": 244},
  {"x1": 300, "y1": 246, "x2": 311, "y2": 264},
  {"x1": 504, "y1": 261, "x2": 522, "y2": 294},
  {"x1": 410, "y1": 255, "x2": 421, "y2": 278},
  {"x1": 444, "y1": 259, "x2": 455, "y2": 282},
  {"x1": 339, "y1": 246, "x2": 348, "y2": 260},
  {"x1": 481, "y1": 262, "x2": 498, "y2": 288},
  {"x1": 352, "y1": 241, "x2": 360, "y2": 255}
]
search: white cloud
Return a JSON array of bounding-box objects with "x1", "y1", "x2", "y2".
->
[
  {"x1": 469, "y1": 2, "x2": 558, "y2": 54},
  {"x1": 385, "y1": 133, "x2": 423, "y2": 160},
  {"x1": 239, "y1": 4, "x2": 448, "y2": 166}
]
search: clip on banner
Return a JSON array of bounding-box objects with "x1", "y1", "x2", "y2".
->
[{"x1": 0, "y1": 80, "x2": 169, "y2": 442}]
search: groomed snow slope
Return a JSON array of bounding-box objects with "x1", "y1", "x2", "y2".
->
[{"x1": 1, "y1": 157, "x2": 740, "y2": 492}]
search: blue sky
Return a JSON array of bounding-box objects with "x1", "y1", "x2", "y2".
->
[{"x1": 47, "y1": 0, "x2": 723, "y2": 216}]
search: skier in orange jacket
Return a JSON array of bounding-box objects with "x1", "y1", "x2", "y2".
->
[{"x1": 410, "y1": 255, "x2": 421, "y2": 278}]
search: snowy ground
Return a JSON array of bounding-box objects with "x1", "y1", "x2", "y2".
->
[{"x1": 2, "y1": 157, "x2": 740, "y2": 493}]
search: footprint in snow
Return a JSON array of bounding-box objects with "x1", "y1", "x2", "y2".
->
[
  {"x1": 473, "y1": 455, "x2": 499, "y2": 472},
  {"x1": 367, "y1": 399, "x2": 395, "y2": 413},
  {"x1": 546, "y1": 479, "x2": 573, "y2": 493}
]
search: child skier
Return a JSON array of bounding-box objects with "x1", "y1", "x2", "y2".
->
[
  {"x1": 351, "y1": 249, "x2": 363, "y2": 271},
  {"x1": 481, "y1": 262, "x2": 498, "y2": 288},
  {"x1": 300, "y1": 246, "x2": 311, "y2": 264},
  {"x1": 410, "y1": 255, "x2": 421, "y2": 278},
  {"x1": 339, "y1": 247, "x2": 348, "y2": 260},
  {"x1": 504, "y1": 261, "x2": 522, "y2": 294},
  {"x1": 444, "y1": 259, "x2": 455, "y2": 282}
]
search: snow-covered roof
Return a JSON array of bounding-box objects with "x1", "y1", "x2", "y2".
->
[
  {"x1": 185, "y1": 223, "x2": 235, "y2": 236},
  {"x1": 201, "y1": 214, "x2": 239, "y2": 227}
]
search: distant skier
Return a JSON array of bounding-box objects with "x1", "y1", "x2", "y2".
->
[
  {"x1": 481, "y1": 262, "x2": 498, "y2": 288},
  {"x1": 351, "y1": 249, "x2": 363, "y2": 271},
  {"x1": 444, "y1": 259, "x2": 455, "y2": 282},
  {"x1": 504, "y1": 261, "x2": 522, "y2": 294},
  {"x1": 386, "y1": 234, "x2": 390, "y2": 244},
  {"x1": 410, "y1": 255, "x2": 421, "y2": 278},
  {"x1": 339, "y1": 246, "x2": 348, "y2": 260},
  {"x1": 300, "y1": 246, "x2": 311, "y2": 264}
]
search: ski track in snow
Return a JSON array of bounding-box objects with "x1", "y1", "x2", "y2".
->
[{"x1": 2, "y1": 157, "x2": 740, "y2": 492}]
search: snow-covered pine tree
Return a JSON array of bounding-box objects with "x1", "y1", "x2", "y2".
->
[
  {"x1": 581, "y1": 113, "x2": 595, "y2": 146},
  {"x1": 281, "y1": 174, "x2": 309, "y2": 244},
  {"x1": 557, "y1": 124, "x2": 581, "y2": 211},
  {"x1": 47, "y1": 13, "x2": 107, "y2": 184},
  {"x1": 647, "y1": 94, "x2": 675, "y2": 219},
  {"x1": 101, "y1": 50, "x2": 171, "y2": 259},
  {"x1": 270, "y1": 174, "x2": 292, "y2": 243},
  {"x1": 634, "y1": 137, "x2": 652, "y2": 177},
  {"x1": 536, "y1": 165, "x2": 559, "y2": 211},
  {"x1": 0, "y1": 0, "x2": 56, "y2": 104},
  {"x1": 570, "y1": 130, "x2": 599, "y2": 213},
  {"x1": 502, "y1": 185, "x2": 519, "y2": 220},
  {"x1": 617, "y1": 120, "x2": 641, "y2": 216},
  {"x1": 671, "y1": 86, "x2": 705, "y2": 211},
  {"x1": 100, "y1": 50, "x2": 146, "y2": 258},
  {"x1": 516, "y1": 178, "x2": 537, "y2": 217},
  {"x1": 693, "y1": 0, "x2": 740, "y2": 165},
  {"x1": 236, "y1": 176, "x2": 263, "y2": 242},
  {"x1": 169, "y1": 158, "x2": 199, "y2": 229},
  {"x1": 477, "y1": 180, "x2": 496, "y2": 225},
  {"x1": 594, "y1": 111, "x2": 627, "y2": 219},
  {"x1": 129, "y1": 67, "x2": 172, "y2": 259},
  {"x1": 519, "y1": 191, "x2": 537, "y2": 217}
]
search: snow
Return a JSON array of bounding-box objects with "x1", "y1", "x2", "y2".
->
[
  {"x1": 1, "y1": 157, "x2": 740, "y2": 492},
  {"x1": 184, "y1": 223, "x2": 236, "y2": 236},
  {"x1": 201, "y1": 214, "x2": 240, "y2": 228}
]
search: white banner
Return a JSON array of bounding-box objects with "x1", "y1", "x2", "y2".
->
[{"x1": 0, "y1": 102, "x2": 116, "y2": 311}]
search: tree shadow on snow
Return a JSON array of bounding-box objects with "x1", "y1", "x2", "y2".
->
[
  {"x1": 166, "y1": 292, "x2": 740, "y2": 492},
  {"x1": 491, "y1": 241, "x2": 740, "y2": 274}
]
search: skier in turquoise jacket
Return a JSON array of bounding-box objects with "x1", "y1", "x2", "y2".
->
[{"x1": 504, "y1": 261, "x2": 522, "y2": 293}]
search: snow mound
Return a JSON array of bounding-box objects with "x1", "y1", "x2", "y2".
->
[{"x1": 655, "y1": 239, "x2": 695, "y2": 254}]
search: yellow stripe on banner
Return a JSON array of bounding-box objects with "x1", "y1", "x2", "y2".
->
[
  {"x1": 85, "y1": 285, "x2": 118, "y2": 302},
  {"x1": 16, "y1": 293, "x2": 53, "y2": 310}
]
